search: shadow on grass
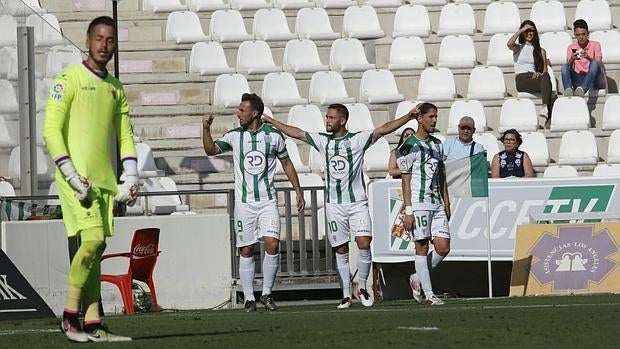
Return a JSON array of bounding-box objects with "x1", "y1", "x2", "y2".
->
[{"x1": 132, "y1": 329, "x2": 261, "y2": 341}]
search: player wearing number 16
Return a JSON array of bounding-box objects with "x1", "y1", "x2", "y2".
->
[{"x1": 263, "y1": 103, "x2": 419, "y2": 309}]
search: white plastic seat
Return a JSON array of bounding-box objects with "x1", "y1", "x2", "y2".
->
[
  {"x1": 209, "y1": 10, "x2": 253, "y2": 42},
  {"x1": 602, "y1": 95, "x2": 620, "y2": 130},
  {"x1": 437, "y1": 35, "x2": 476, "y2": 68},
  {"x1": 446, "y1": 100, "x2": 487, "y2": 135},
  {"x1": 574, "y1": 0, "x2": 612, "y2": 31},
  {"x1": 146, "y1": 0, "x2": 188, "y2": 12},
  {"x1": 590, "y1": 30, "x2": 620, "y2": 64},
  {"x1": 342, "y1": 5, "x2": 385, "y2": 40},
  {"x1": 294, "y1": 173, "x2": 324, "y2": 209},
  {"x1": 188, "y1": 0, "x2": 231, "y2": 11},
  {"x1": 520, "y1": 131, "x2": 549, "y2": 166},
  {"x1": 388, "y1": 36, "x2": 427, "y2": 70},
  {"x1": 229, "y1": 0, "x2": 272, "y2": 10},
  {"x1": 0, "y1": 79, "x2": 18, "y2": 114},
  {"x1": 499, "y1": 98, "x2": 538, "y2": 132},
  {"x1": 295, "y1": 8, "x2": 341, "y2": 40},
  {"x1": 136, "y1": 142, "x2": 166, "y2": 178},
  {"x1": 308, "y1": 147, "x2": 324, "y2": 172},
  {"x1": 472, "y1": 132, "x2": 499, "y2": 162},
  {"x1": 213, "y1": 73, "x2": 251, "y2": 107},
  {"x1": 363, "y1": 138, "x2": 390, "y2": 172},
  {"x1": 283, "y1": 39, "x2": 329, "y2": 73},
  {"x1": 142, "y1": 177, "x2": 189, "y2": 215},
  {"x1": 0, "y1": 116, "x2": 18, "y2": 148},
  {"x1": 593, "y1": 164, "x2": 620, "y2": 177},
  {"x1": 437, "y1": 3, "x2": 476, "y2": 36},
  {"x1": 329, "y1": 38, "x2": 376, "y2": 72},
  {"x1": 276, "y1": 138, "x2": 311, "y2": 174},
  {"x1": 529, "y1": 0, "x2": 566, "y2": 33},
  {"x1": 0, "y1": 178, "x2": 16, "y2": 197},
  {"x1": 410, "y1": 0, "x2": 446, "y2": 4},
  {"x1": 359, "y1": 69, "x2": 404, "y2": 104},
  {"x1": 367, "y1": 0, "x2": 403, "y2": 8},
  {"x1": 35, "y1": 78, "x2": 53, "y2": 112},
  {"x1": 272, "y1": 0, "x2": 314, "y2": 9},
  {"x1": 287, "y1": 104, "x2": 326, "y2": 132},
  {"x1": 543, "y1": 165, "x2": 578, "y2": 178},
  {"x1": 483, "y1": 1, "x2": 520, "y2": 35},
  {"x1": 344, "y1": 103, "x2": 375, "y2": 132},
  {"x1": 454, "y1": 0, "x2": 491, "y2": 3},
  {"x1": 0, "y1": 46, "x2": 18, "y2": 80},
  {"x1": 540, "y1": 32, "x2": 573, "y2": 65},
  {"x1": 189, "y1": 41, "x2": 235, "y2": 75},
  {"x1": 45, "y1": 45, "x2": 83, "y2": 78},
  {"x1": 417, "y1": 67, "x2": 456, "y2": 101},
  {"x1": 392, "y1": 5, "x2": 431, "y2": 38},
  {"x1": 467, "y1": 66, "x2": 506, "y2": 100},
  {"x1": 8, "y1": 145, "x2": 54, "y2": 181},
  {"x1": 558, "y1": 130, "x2": 598, "y2": 165},
  {"x1": 237, "y1": 40, "x2": 282, "y2": 74},
  {"x1": 549, "y1": 97, "x2": 590, "y2": 131},
  {"x1": 486, "y1": 33, "x2": 514, "y2": 66},
  {"x1": 165, "y1": 11, "x2": 209, "y2": 44},
  {"x1": 262, "y1": 72, "x2": 308, "y2": 107},
  {"x1": 0, "y1": 15, "x2": 17, "y2": 48},
  {"x1": 308, "y1": 71, "x2": 356, "y2": 105},
  {"x1": 607, "y1": 130, "x2": 620, "y2": 163},
  {"x1": 393, "y1": 101, "x2": 420, "y2": 135},
  {"x1": 314, "y1": 0, "x2": 357, "y2": 9},
  {"x1": 253, "y1": 8, "x2": 297, "y2": 41},
  {"x1": 26, "y1": 13, "x2": 65, "y2": 47},
  {"x1": 433, "y1": 134, "x2": 446, "y2": 143}
]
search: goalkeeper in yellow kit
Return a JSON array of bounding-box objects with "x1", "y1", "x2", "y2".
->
[{"x1": 43, "y1": 16, "x2": 136, "y2": 343}]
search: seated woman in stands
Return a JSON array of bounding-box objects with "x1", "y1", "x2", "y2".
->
[
  {"x1": 388, "y1": 127, "x2": 415, "y2": 179},
  {"x1": 491, "y1": 129, "x2": 535, "y2": 178}
]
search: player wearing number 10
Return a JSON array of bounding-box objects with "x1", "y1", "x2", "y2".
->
[{"x1": 263, "y1": 104, "x2": 419, "y2": 309}]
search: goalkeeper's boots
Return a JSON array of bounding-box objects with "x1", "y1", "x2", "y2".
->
[{"x1": 60, "y1": 317, "x2": 88, "y2": 343}]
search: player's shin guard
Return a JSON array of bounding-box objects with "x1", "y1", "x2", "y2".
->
[
  {"x1": 335, "y1": 252, "x2": 352, "y2": 299},
  {"x1": 261, "y1": 253, "x2": 279, "y2": 296},
  {"x1": 357, "y1": 249, "x2": 371, "y2": 290},
  {"x1": 239, "y1": 255, "x2": 255, "y2": 301},
  {"x1": 415, "y1": 255, "x2": 434, "y2": 298}
]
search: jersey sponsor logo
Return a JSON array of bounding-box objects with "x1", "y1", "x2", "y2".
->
[
  {"x1": 50, "y1": 83, "x2": 65, "y2": 100},
  {"x1": 329, "y1": 155, "x2": 349, "y2": 180},
  {"x1": 244, "y1": 150, "x2": 266, "y2": 175},
  {"x1": 110, "y1": 86, "x2": 117, "y2": 99}
]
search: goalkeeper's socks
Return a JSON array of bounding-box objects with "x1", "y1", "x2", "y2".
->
[{"x1": 335, "y1": 252, "x2": 352, "y2": 299}]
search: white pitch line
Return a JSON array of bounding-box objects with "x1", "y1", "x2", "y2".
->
[
  {"x1": 0, "y1": 328, "x2": 59, "y2": 336},
  {"x1": 397, "y1": 326, "x2": 439, "y2": 331}
]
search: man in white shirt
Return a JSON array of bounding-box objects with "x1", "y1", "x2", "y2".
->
[{"x1": 443, "y1": 116, "x2": 485, "y2": 161}]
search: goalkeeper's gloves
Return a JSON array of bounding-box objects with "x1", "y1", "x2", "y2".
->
[
  {"x1": 57, "y1": 158, "x2": 91, "y2": 203},
  {"x1": 115, "y1": 158, "x2": 139, "y2": 207}
]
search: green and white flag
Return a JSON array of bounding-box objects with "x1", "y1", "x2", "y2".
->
[{"x1": 445, "y1": 152, "x2": 489, "y2": 198}]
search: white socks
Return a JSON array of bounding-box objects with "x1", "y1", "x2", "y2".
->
[
  {"x1": 239, "y1": 255, "x2": 255, "y2": 301},
  {"x1": 427, "y1": 250, "x2": 445, "y2": 270},
  {"x1": 357, "y1": 249, "x2": 372, "y2": 290},
  {"x1": 335, "y1": 252, "x2": 352, "y2": 299},
  {"x1": 262, "y1": 253, "x2": 279, "y2": 296},
  {"x1": 415, "y1": 255, "x2": 434, "y2": 298}
]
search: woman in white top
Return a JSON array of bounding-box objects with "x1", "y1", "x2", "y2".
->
[{"x1": 507, "y1": 20, "x2": 556, "y2": 126}]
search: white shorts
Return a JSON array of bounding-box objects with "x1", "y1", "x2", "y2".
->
[
  {"x1": 234, "y1": 200, "x2": 280, "y2": 247},
  {"x1": 325, "y1": 201, "x2": 372, "y2": 247},
  {"x1": 412, "y1": 209, "x2": 450, "y2": 241}
]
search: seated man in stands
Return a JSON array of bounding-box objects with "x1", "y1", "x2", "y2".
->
[
  {"x1": 561, "y1": 19, "x2": 603, "y2": 97},
  {"x1": 443, "y1": 116, "x2": 485, "y2": 162}
]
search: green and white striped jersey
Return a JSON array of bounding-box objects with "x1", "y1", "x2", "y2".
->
[
  {"x1": 305, "y1": 130, "x2": 375, "y2": 204},
  {"x1": 215, "y1": 124, "x2": 288, "y2": 203},
  {"x1": 397, "y1": 134, "x2": 445, "y2": 210}
]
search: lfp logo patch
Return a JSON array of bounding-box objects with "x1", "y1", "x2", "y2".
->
[{"x1": 50, "y1": 83, "x2": 65, "y2": 101}]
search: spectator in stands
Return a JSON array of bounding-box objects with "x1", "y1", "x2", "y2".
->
[
  {"x1": 508, "y1": 20, "x2": 556, "y2": 126},
  {"x1": 442, "y1": 116, "x2": 485, "y2": 162},
  {"x1": 491, "y1": 129, "x2": 534, "y2": 178},
  {"x1": 388, "y1": 127, "x2": 414, "y2": 179},
  {"x1": 561, "y1": 19, "x2": 602, "y2": 97}
]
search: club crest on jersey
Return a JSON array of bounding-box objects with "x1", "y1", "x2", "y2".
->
[
  {"x1": 244, "y1": 150, "x2": 266, "y2": 175},
  {"x1": 263, "y1": 134, "x2": 272, "y2": 143},
  {"x1": 328, "y1": 155, "x2": 349, "y2": 179},
  {"x1": 50, "y1": 83, "x2": 65, "y2": 100}
]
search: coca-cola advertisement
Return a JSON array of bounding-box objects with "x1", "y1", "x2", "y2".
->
[{"x1": 133, "y1": 243, "x2": 156, "y2": 257}]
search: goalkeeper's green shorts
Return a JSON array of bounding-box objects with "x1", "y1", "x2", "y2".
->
[{"x1": 56, "y1": 179, "x2": 115, "y2": 239}]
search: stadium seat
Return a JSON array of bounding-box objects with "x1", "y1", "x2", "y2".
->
[
  {"x1": 2, "y1": 0, "x2": 45, "y2": 16},
  {"x1": 592, "y1": 163, "x2": 620, "y2": 177},
  {"x1": 295, "y1": 8, "x2": 341, "y2": 40},
  {"x1": 20, "y1": 0, "x2": 47, "y2": 14},
  {"x1": 35, "y1": 112, "x2": 44, "y2": 145},
  {"x1": 35, "y1": 78, "x2": 52, "y2": 112},
  {"x1": 410, "y1": 0, "x2": 446, "y2": 4},
  {"x1": 213, "y1": 73, "x2": 251, "y2": 107},
  {"x1": 136, "y1": 142, "x2": 166, "y2": 178},
  {"x1": 446, "y1": 99, "x2": 487, "y2": 135},
  {"x1": 549, "y1": 97, "x2": 590, "y2": 131},
  {"x1": 344, "y1": 103, "x2": 375, "y2": 132},
  {"x1": 0, "y1": 116, "x2": 18, "y2": 148},
  {"x1": 392, "y1": 5, "x2": 431, "y2": 38},
  {"x1": 209, "y1": 10, "x2": 253, "y2": 42},
  {"x1": 146, "y1": 0, "x2": 187, "y2": 12},
  {"x1": 590, "y1": 30, "x2": 620, "y2": 64},
  {"x1": 253, "y1": 8, "x2": 297, "y2": 41},
  {"x1": 388, "y1": 36, "x2": 427, "y2": 70},
  {"x1": 607, "y1": 130, "x2": 620, "y2": 163},
  {"x1": 315, "y1": 0, "x2": 357, "y2": 9},
  {"x1": 236, "y1": 40, "x2": 282, "y2": 74},
  {"x1": 437, "y1": 35, "x2": 476, "y2": 69},
  {"x1": 143, "y1": 177, "x2": 190, "y2": 215},
  {"x1": 483, "y1": 1, "x2": 520, "y2": 35},
  {"x1": 529, "y1": 0, "x2": 566, "y2": 33},
  {"x1": 0, "y1": 46, "x2": 18, "y2": 80},
  {"x1": 272, "y1": 0, "x2": 314, "y2": 9},
  {"x1": 417, "y1": 67, "x2": 456, "y2": 101},
  {"x1": 0, "y1": 15, "x2": 17, "y2": 47},
  {"x1": 558, "y1": 130, "x2": 598, "y2": 165},
  {"x1": 308, "y1": 71, "x2": 356, "y2": 105},
  {"x1": 45, "y1": 45, "x2": 83, "y2": 78},
  {"x1": 101, "y1": 228, "x2": 162, "y2": 315},
  {"x1": 308, "y1": 147, "x2": 324, "y2": 172},
  {"x1": 454, "y1": 0, "x2": 491, "y2": 3},
  {"x1": 437, "y1": 3, "x2": 476, "y2": 36},
  {"x1": 189, "y1": 41, "x2": 235, "y2": 75},
  {"x1": 262, "y1": 72, "x2": 308, "y2": 107},
  {"x1": 364, "y1": 138, "x2": 390, "y2": 172},
  {"x1": 543, "y1": 165, "x2": 578, "y2": 178},
  {"x1": 367, "y1": 0, "x2": 402, "y2": 8},
  {"x1": 287, "y1": 104, "x2": 326, "y2": 132},
  {"x1": 486, "y1": 33, "x2": 515, "y2": 67},
  {"x1": 574, "y1": 0, "x2": 612, "y2": 31},
  {"x1": 0, "y1": 178, "x2": 16, "y2": 197},
  {"x1": 0, "y1": 79, "x2": 18, "y2": 114},
  {"x1": 472, "y1": 132, "x2": 499, "y2": 162},
  {"x1": 165, "y1": 11, "x2": 209, "y2": 44},
  {"x1": 602, "y1": 95, "x2": 620, "y2": 131},
  {"x1": 230, "y1": 0, "x2": 271, "y2": 10},
  {"x1": 467, "y1": 66, "x2": 506, "y2": 100},
  {"x1": 283, "y1": 39, "x2": 329, "y2": 73},
  {"x1": 393, "y1": 100, "x2": 420, "y2": 135},
  {"x1": 293, "y1": 173, "x2": 324, "y2": 209},
  {"x1": 342, "y1": 5, "x2": 385, "y2": 40},
  {"x1": 520, "y1": 131, "x2": 549, "y2": 166},
  {"x1": 329, "y1": 38, "x2": 375, "y2": 72},
  {"x1": 276, "y1": 138, "x2": 311, "y2": 174},
  {"x1": 540, "y1": 31, "x2": 573, "y2": 65},
  {"x1": 188, "y1": 0, "x2": 230, "y2": 11},
  {"x1": 26, "y1": 13, "x2": 65, "y2": 47},
  {"x1": 8, "y1": 145, "x2": 54, "y2": 181},
  {"x1": 359, "y1": 69, "x2": 404, "y2": 104},
  {"x1": 498, "y1": 98, "x2": 538, "y2": 132},
  {"x1": 433, "y1": 134, "x2": 446, "y2": 144}
]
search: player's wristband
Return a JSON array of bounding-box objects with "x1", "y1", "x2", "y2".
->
[{"x1": 404, "y1": 206, "x2": 414, "y2": 216}]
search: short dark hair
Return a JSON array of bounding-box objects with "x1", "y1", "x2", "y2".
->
[
  {"x1": 418, "y1": 102, "x2": 438, "y2": 116},
  {"x1": 328, "y1": 104, "x2": 349, "y2": 120},
  {"x1": 501, "y1": 129, "x2": 523, "y2": 147},
  {"x1": 573, "y1": 19, "x2": 589, "y2": 32},
  {"x1": 241, "y1": 93, "x2": 264, "y2": 118},
  {"x1": 87, "y1": 16, "x2": 116, "y2": 37}
]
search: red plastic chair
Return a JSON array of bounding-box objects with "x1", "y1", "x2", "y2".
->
[{"x1": 101, "y1": 228, "x2": 162, "y2": 315}]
